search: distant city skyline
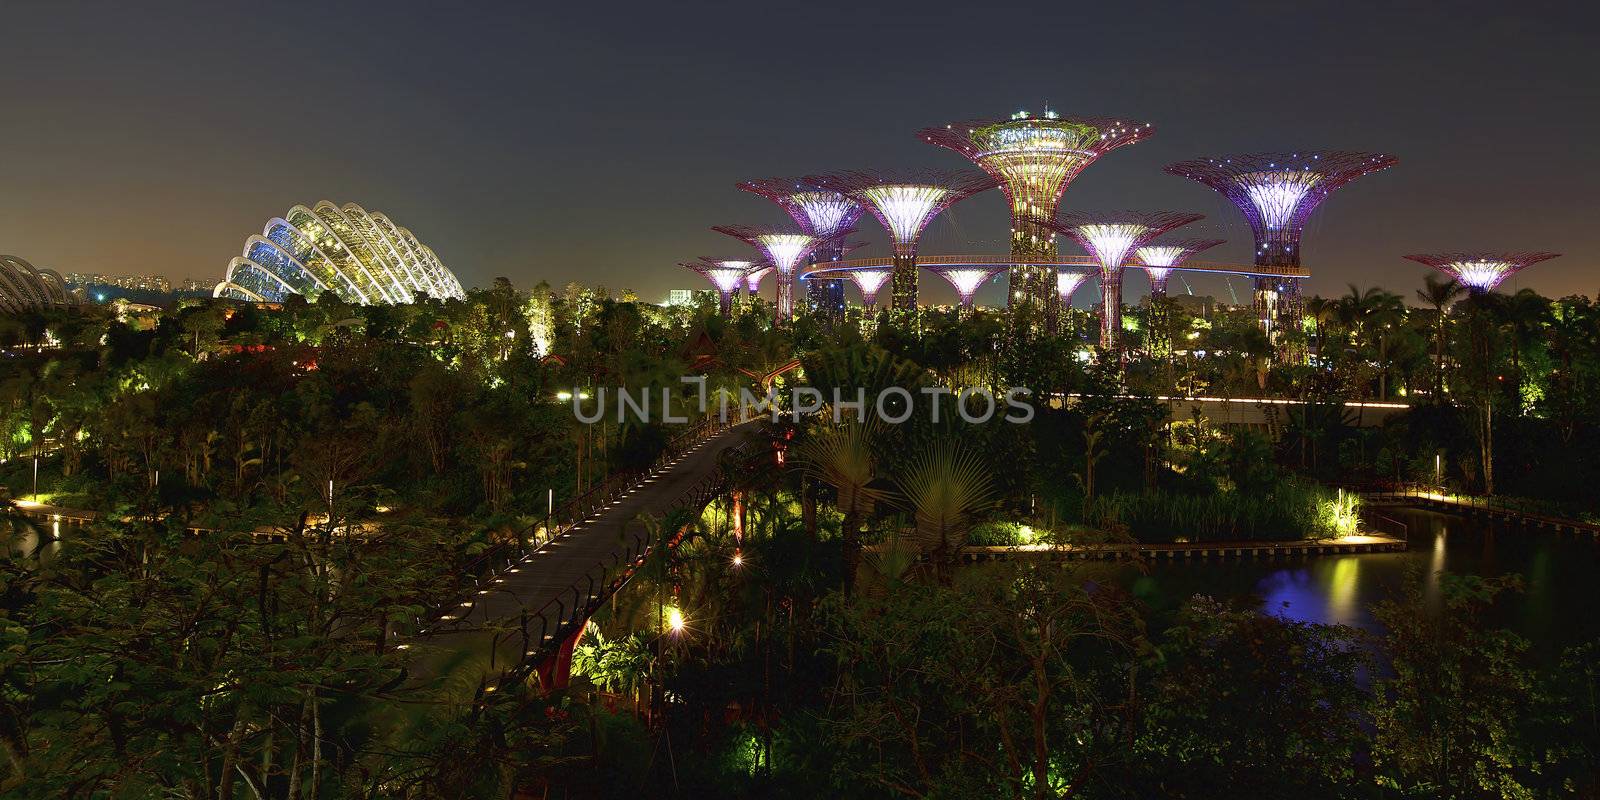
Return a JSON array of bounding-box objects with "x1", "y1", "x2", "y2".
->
[{"x1": 2, "y1": 1, "x2": 1593, "y2": 305}]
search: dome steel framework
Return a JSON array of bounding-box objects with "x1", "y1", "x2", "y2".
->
[{"x1": 213, "y1": 201, "x2": 464, "y2": 304}]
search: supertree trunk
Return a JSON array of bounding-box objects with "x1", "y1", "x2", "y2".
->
[
  {"x1": 1099, "y1": 269, "x2": 1123, "y2": 350},
  {"x1": 891, "y1": 250, "x2": 918, "y2": 311}
]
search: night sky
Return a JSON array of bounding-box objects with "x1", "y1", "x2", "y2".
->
[{"x1": 3, "y1": 0, "x2": 1595, "y2": 306}]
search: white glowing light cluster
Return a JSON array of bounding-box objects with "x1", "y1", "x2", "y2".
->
[
  {"x1": 859, "y1": 185, "x2": 954, "y2": 248},
  {"x1": 1135, "y1": 245, "x2": 1188, "y2": 268},
  {"x1": 1452, "y1": 261, "x2": 1518, "y2": 290},
  {"x1": 847, "y1": 270, "x2": 893, "y2": 306},
  {"x1": 1403, "y1": 252, "x2": 1559, "y2": 295},
  {"x1": 930, "y1": 267, "x2": 1003, "y2": 307},
  {"x1": 1240, "y1": 171, "x2": 1323, "y2": 230},
  {"x1": 1077, "y1": 224, "x2": 1149, "y2": 271},
  {"x1": 1056, "y1": 270, "x2": 1090, "y2": 302},
  {"x1": 754, "y1": 233, "x2": 819, "y2": 275},
  {"x1": 792, "y1": 192, "x2": 859, "y2": 238},
  {"x1": 701, "y1": 267, "x2": 748, "y2": 293}
]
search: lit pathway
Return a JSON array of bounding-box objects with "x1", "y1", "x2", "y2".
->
[{"x1": 425, "y1": 421, "x2": 760, "y2": 638}]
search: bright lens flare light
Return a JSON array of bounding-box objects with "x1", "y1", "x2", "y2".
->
[
  {"x1": 1240, "y1": 171, "x2": 1322, "y2": 230},
  {"x1": 859, "y1": 185, "x2": 952, "y2": 245},
  {"x1": 666, "y1": 607, "x2": 686, "y2": 634}
]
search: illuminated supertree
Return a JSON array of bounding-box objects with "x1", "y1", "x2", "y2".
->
[
  {"x1": 683, "y1": 258, "x2": 756, "y2": 316},
  {"x1": 930, "y1": 265, "x2": 1007, "y2": 309},
  {"x1": 713, "y1": 226, "x2": 820, "y2": 322},
  {"x1": 1403, "y1": 252, "x2": 1560, "y2": 295},
  {"x1": 920, "y1": 111, "x2": 1153, "y2": 322},
  {"x1": 738, "y1": 178, "x2": 864, "y2": 321},
  {"x1": 1164, "y1": 151, "x2": 1396, "y2": 344},
  {"x1": 1056, "y1": 268, "x2": 1091, "y2": 304},
  {"x1": 743, "y1": 264, "x2": 774, "y2": 296},
  {"x1": 1130, "y1": 240, "x2": 1221, "y2": 357},
  {"x1": 1052, "y1": 211, "x2": 1202, "y2": 351},
  {"x1": 812, "y1": 169, "x2": 994, "y2": 311},
  {"x1": 1134, "y1": 239, "x2": 1224, "y2": 296},
  {"x1": 843, "y1": 267, "x2": 894, "y2": 308}
]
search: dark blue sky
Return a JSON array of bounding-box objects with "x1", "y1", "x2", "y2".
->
[{"x1": 2, "y1": 0, "x2": 1594, "y2": 305}]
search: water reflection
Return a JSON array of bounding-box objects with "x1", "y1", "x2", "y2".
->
[{"x1": 1139, "y1": 508, "x2": 1600, "y2": 658}]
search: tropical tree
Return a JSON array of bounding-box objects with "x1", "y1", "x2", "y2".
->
[{"x1": 793, "y1": 422, "x2": 887, "y2": 596}]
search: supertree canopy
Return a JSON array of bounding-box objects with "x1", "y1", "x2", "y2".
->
[
  {"x1": 1053, "y1": 211, "x2": 1202, "y2": 350},
  {"x1": 1403, "y1": 251, "x2": 1560, "y2": 294},
  {"x1": 743, "y1": 264, "x2": 774, "y2": 295},
  {"x1": 682, "y1": 258, "x2": 753, "y2": 316},
  {"x1": 1056, "y1": 269, "x2": 1090, "y2": 304},
  {"x1": 813, "y1": 169, "x2": 994, "y2": 311},
  {"x1": 713, "y1": 226, "x2": 820, "y2": 322},
  {"x1": 844, "y1": 268, "x2": 893, "y2": 308},
  {"x1": 738, "y1": 179, "x2": 864, "y2": 322},
  {"x1": 1163, "y1": 152, "x2": 1395, "y2": 269},
  {"x1": 920, "y1": 111, "x2": 1153, "y2": 318},
  {"x1": 931, "y1": 265, "x2": 1007, "y2": 308},
  {"x1": 1134, "y1": 239, "x2": 1224, "y2": 295}
]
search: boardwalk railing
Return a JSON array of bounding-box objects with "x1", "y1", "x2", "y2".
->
[
  {"x1": 492, "y1": 448, "x2": 750, "y2": 675},
  {"x1": 1347, "y1": 481, "x2": 1600, "y2": 537},
  {"x1": 415, "y1": 419, "x2": 751, "y2": 643}
]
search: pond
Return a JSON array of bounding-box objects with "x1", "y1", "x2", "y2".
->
[{"x1": 1131, "y1": 507, "x2": 1600, "y2": 657}]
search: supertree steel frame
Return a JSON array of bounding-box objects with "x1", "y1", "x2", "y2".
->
[
  {"x1": 713, "y1": 226, "x2": 820, "y2": 322},
  {"x1": 1134, "y1": 239, "x2": 1224, "y2": 296},
  {"x1": 681, "y1": 259, "x2": 750, "y2": 316},
  {"x1": 812, "y1": 169, "x2": 995, "y2": 311},
  {"x1": 1402, "y1": 252, "x2": 1560, "y2": 295},
  {"x1": 931, "y1": 265, "x2": 1007, "y2": 309},
  {"x1": 743, "y1": 264, "x2": 774, "y2": 295},
  {"x1": 1052, "y1": 211, "x2": 1202, "y2": 351},
  {"x1": 920, "y1": 112, "x2": 1153, "y2": 323},
  {"x1": 1164, "y1": 151, "x2": 1396, "y2": 347},
  {"x1": 737, "y1": 179, "x2": 864, "y2": 321}
]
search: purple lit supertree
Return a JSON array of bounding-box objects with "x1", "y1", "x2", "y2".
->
[
  {"x1": 1164, "y1": 152, "x2": 1396, "y2": 346},
  {"x1": 743, "y1": 264, "x2": 774, "y2": 296},
  {"x1": 812, "y1": 169, "x2": 995, "y2": 311},
  {"x1": 738, "y1": 179, "x2": 864, "y2": 321},
  {"x1": 1134, "y1": 239, "x2": 1224, "y2": 296},
  {"x1": 843, "y1": 268, "x2": 894, "y2": 308},
  {"x1": 1056, "y1": 269, "x2": 1091, "y2": 305},
  {"x1": 713, "y1": 226, "x2": 820, "y2": 322},
  {"x1": 683, "y1": 258, "x2": 758, "y2": 316},
  {"x1": 930, "y1": 265, "x2": 1006, "y2": 309},
  {"x1": 1403, "y1": 252, "x2": 1560, "y2": 295},
  {"x1": 1051, "y1": 211, "x2": 1202, "y2": 351},
  {"x1": 920, "y1": 111, "x2": 1153, "y2": 322}
]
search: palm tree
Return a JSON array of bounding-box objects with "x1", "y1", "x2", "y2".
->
[
  {"x1": 1415, "y1": 274, "x2": 1464, "y2": 398},
  {"x1": 893, "y1": 442, "x2": 998, "y2": 577},
  {"x1": 793, "y1": 422, "x2": 887, "y2": 596}
]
